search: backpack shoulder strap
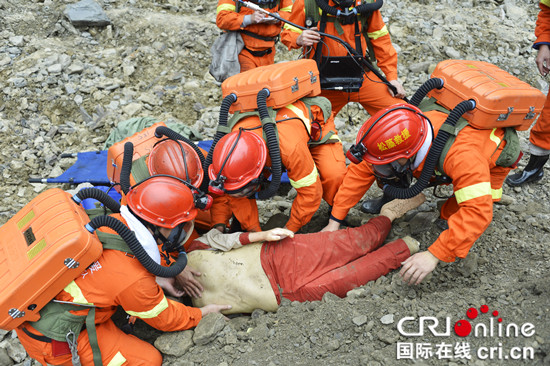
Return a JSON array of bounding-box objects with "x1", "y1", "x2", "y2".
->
[
  {"x1": 85, "y1": 210, "x2": 133, "y2": 254},
  {"x1": 96, "y1": 231, "x2": 133, "y2": 254},
  {"x1": 227, "y1": 108, "x2": 280, "y2": 144},
  {"x1": 304, "y1": 0, "x2": 321, "y2": 25},
  {"x1": 300, "y1": 96, "x2": 332, "y2": 121},
  {"x1": 299, "y1": 97, "x2": 339, "y2": 146},
  {"x1": 130, "y1": 155, "x2": 150, "y2": 184},
  {"x1": 436, "y1": 119, "x2": 469, "y2": 175},
  {"x1": 495, "y1": 128, "x2": 521, "y2": 167},
  {"x1": 359, "y1": 11, "x2": 376, "y2": 62},
  {"x1": 418, "y1": 98, "x2": 468, "y2": 175}
]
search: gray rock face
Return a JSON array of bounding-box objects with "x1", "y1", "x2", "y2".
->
[
  {"x1": 154, "y1": 330, "x2": 194, "y2": 356},
  {"x1": 0, "y1": 347, "x2": 14, "y2": 366},
  {"x1": 1, "y1": 338, "x2": 26, "y2": 363},
  {"x1": 64, "y1": 0, "x2": 111, "y2": 27},
  {"x1": 192, "y1": 313, "x2": 227, "y2": 346}
]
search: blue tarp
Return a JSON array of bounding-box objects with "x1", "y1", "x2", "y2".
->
[{"x1": 32, "y1": 151, "x2": 110, "y2": 185}]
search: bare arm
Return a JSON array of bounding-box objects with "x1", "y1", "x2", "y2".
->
[
  {"x1": 536, "y1": 44, "x2": 550, "y2": 76},
  {"x1": 249, "y1": 228, "x2": 294, "y2": 242},
  {"x1": 195, "y1": 227, "x2": 295, "y2": 252}
]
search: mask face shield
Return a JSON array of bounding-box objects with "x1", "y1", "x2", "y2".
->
[
  {"x1": 158, "y1": 221, "x2": 194, "y2": 253},
  {"x1": 225, "y1": 179, "x2": 261, "y2": 198},
  {"x1": 372, "y1": 159, "x2": 413, "y2": 189}
]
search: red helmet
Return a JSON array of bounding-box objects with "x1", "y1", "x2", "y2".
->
[
  {"x1": 208, "y1": 130, "x2": 267, "y2": 192},
  {"x1": 126, "y1": 176, "x2": 198, "y2": 228},
  {"x1": 348, "y1": 103, "x2": 430, "y2": 165},
  {"x1": 147, "y1": 139, "x2": 203, "y2": 187}
]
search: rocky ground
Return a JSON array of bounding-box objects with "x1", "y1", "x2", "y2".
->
[{"x1": 1, "y1": 0, "x2": 549, "y2": 365}]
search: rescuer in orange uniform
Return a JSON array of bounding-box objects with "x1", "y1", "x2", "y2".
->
[
  {"x1": 16, "y1": 176, "x2": 231, "y2": 365},
  {"x1": 141, "y1": 137, "x2": 264, "y2": 296},
  {"x1": 322, "y1": 103, "x2": 516, "y2": 285},
  {"x1": 280, "y1": 0, "x2": 405, "y2": 117},
  {"x1": 208, "y1": 98, "x2": 347, "y2": 233},
  {"x1": 216, "y1": 0, "x2": 293, "y2": 71},
  {"x1": 144, "y1": 138, "x2": 209, "y2": 242},
  {"x1": 506, "y1": 0, "x2": 550, "y2": 186}
]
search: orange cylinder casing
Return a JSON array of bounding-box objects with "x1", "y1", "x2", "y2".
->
[
  {"x1": 0, "y1": 188, "x2": 103, "y2": 330},
  {"x1": 106, "y1": 121, "x2": 167, "y2": 192},
  {"x1": 428, "y1": 59, "x2": 546, "y2": 131},
  {"x1": 222, "y1": 59, "x2": 321, "y2": 113}
]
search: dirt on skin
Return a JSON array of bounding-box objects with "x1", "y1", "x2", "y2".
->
[{"x1": 0, "y1": 0, "x2": 549, "y2": 365}]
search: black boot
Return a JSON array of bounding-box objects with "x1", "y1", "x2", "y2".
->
[
  {"x1": 360, "y1": 193, "x2": 393, "y2": 214},
  {"x1": 505, "y1": 154, "x2": 549, "y2": 187}
]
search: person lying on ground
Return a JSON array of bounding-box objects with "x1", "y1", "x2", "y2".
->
[{"x1": 160, "y1": 194, "x2": 425, "y2": 313}]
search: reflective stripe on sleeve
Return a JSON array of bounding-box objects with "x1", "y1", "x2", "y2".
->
[
  {"x1": 283, "y1": 23, "x2": 302, "y2": 33},
  {"x1": 367, "y1": 25, "x2": 389, "y2": 40},
  {"x1": 289, "y1": 165, "x2": 318, "y2": 189},
  {"x1": 63, "y1": 281, "x2": 93, "y2": 305},
  {"x1": 492, "y1": 187, "x2": 503, "y2": 200},
  {"x1": 489, "y1": 128, "x2": 501, "y2": 146},
  {"x1": 125, "y1": 296, "x2": 169, "y2": 319},
  {"x1": 280, "y1": 5, "x2": 292, "y2": 12},
  {"x1": 107, "y1": 352, "x2": 127, "y2": 366},
  {"x1": 285, "y1": 104, "x2": 311, "y2": 133},
  {"x1": 217, "y1": 4, "x2": 236, "y2": 13},
  {"x1": 541, "y1": 0, "x2": 550, "y2": 8},
  {"x1": 454, "y1": 182, "x2": 492, "y2": 204}
]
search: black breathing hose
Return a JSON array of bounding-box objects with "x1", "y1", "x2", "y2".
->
[
  {"x1": 256, "y1": 88, "x2": 282, "y2": 200},
  {"x1": 206, "y1": 93, "x2": 238, "y2": 170},
  {"x1": 72, "y1": 188, "x2": 121, "y2": 213},
  {"x1": 86, "y1": 215, "x2": 187, "y2": 278},
  {"x1": 409, "y1": 78, "x2": 445, "y2": 107},
  {"x1": 383, "y1": 99, "x2": 476, "y2": 199},
  {"x1": 154, "y1": 126, "x2": 206, "y2": 165},
  {"x1": 314, "y1": 0, "x2": 383, "y2": 17},
  {"x1": 154, "y1": 125, "x2": 209, "y2": 192},
  {"x1": 120, "y1": 142, "x2": 134, "y2": 195}
]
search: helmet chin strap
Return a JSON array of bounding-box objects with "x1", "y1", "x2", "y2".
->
[{"x1": 152, "y1": 221, "x2": 194, "y2": 264}]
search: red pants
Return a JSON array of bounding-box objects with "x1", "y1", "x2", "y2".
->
[
  {"x1": 321, "y1": 71, "x2": 403, "y2": 117},
  {"x1": 17, "y1": 319, "x2": 162, "y2": 366},
  {"x1": 530, "y1": 92, "x2": 550, "y2": 151},
  {"x1": 238, "y1": 47, "x2": 276, "y2": 72},
  {"x1": 260, "y1": 216, "x2": 410, "y2": 302}
]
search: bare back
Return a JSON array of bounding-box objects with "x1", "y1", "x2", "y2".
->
[{"x1": 188, "y1": 244, "x2": 278, "y2": 314}]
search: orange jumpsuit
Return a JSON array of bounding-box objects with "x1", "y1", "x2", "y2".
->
[
  {"x1": 530, "y1": 1, "x2": 550, "y2": 151},
  {"x1": 280, "y1": 0, "x2": 402, "y2": 116},
  {"x1": 216, "y1": 0, "x2": 292, "y2": 72},
  {"x1": 16, "y1": 215, "x2": 202, "y2": 366},
  {"x1": 210, "y1": 100, "x2": 347, "y2": 232},
  {"x1": 330, "y1": 110, "x2": 512, "y2": 263}
]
